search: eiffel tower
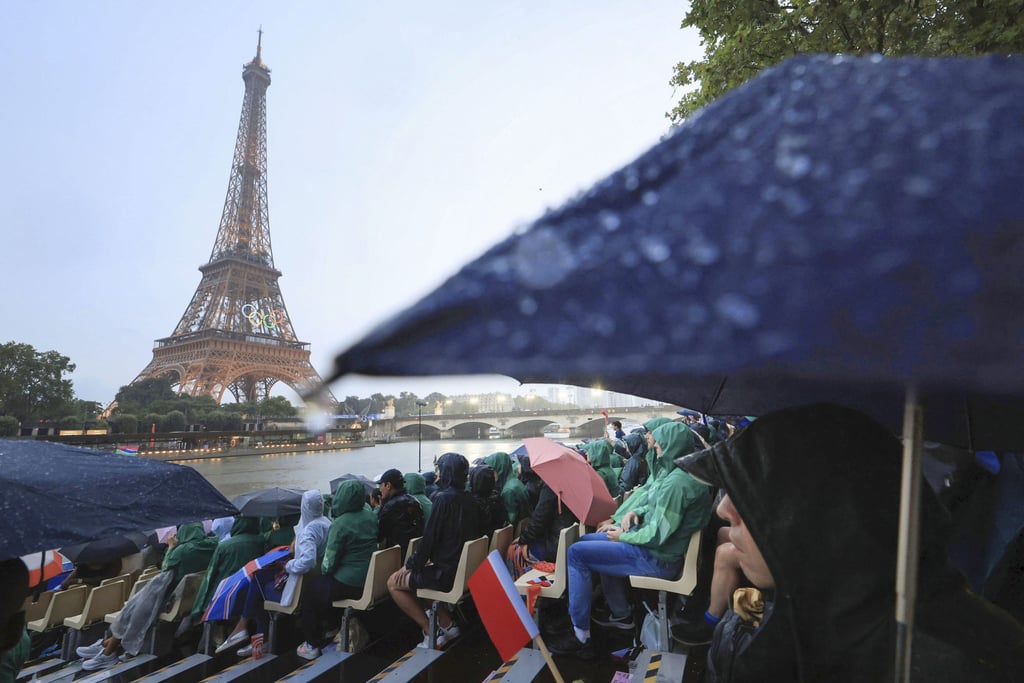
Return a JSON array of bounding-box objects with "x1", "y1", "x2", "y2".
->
[{"x1": 133, "y1": 34, "x2": 328, "y2": 404}]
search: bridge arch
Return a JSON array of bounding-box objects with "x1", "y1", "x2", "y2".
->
[{"x1": 396, "y1": 423, "x2": 442, "y2": 439}]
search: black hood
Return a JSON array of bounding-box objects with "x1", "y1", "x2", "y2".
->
[
  {"x1": 470, "y1": 465, "x2": 496, "y2": 497},
  {"x1": 677, "y1": 403, "x2": 962, "y2": 681},
  {"x1": 436, "y1": 452, "x2": 469, "y2": 490}
]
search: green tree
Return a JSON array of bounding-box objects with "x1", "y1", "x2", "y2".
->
[
  {"x1": 261, "y1": 396, "x2": 296, "y2": 417},
  {"x1": 161, "y1": 410, "x2": 187, "y2": 432},
  {"x1": 0, "y1": 341, "x2": 76, "y2": 422},
  {"x1": 669, "y1": 0, "x2": 1024, "y2": 123},
  {"x1": 59, "y1": 415, "x2": 82, "y2": 431},
  {"x1": 114, "y1": 414, "x2": 138, "y2": 434},
  {"x1": 114, "y1": 376, "x2": 176, "y2": 414},
  {"x1": 204, "y1": 411, "x2": 228, "y2": 431},
  {"x1": 0, "y1": 415, "x2": 19, "y2": 436}
]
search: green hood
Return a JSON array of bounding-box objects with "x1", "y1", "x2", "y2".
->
[
  {"x1": 175, "y1": 522, "x2": 207, "y2": 545},
  {"x1": 643, "y1": 417, "x2": 673, "y2": 432},
  {"x1": 650, "y1": 422, "x2": 695, "y2": 478},
  {"x1": 404, "y1": 472, "x2": 426, "y2": 496},
  {"x1": 587, "y1": 440, "x2": 613, "y2": 468},
  {"x1": 587, "y1": 439, "x2": 620, "y2": 496},
  {"x1": 483, "y1": 452, "x2": 514, "y2": 488},
  {"x1": 332, "y1": 480, "x2": 368, "y2": 516},
  {"x1": 230, "y1": 516, "x2": 259, "y2": 536}
]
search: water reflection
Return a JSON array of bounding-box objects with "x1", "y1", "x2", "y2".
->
[{"x1": 188, "y1": 440, "x2": 523, "y2": 499}]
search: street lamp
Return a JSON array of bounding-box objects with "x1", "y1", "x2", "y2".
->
[{"x1": 416, "y1": 400, "x2": 428, "y2": 472}]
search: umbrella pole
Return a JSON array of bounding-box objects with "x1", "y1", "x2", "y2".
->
[{"x1": 894, "y1": 386, "x2": 923, "y2": 683}]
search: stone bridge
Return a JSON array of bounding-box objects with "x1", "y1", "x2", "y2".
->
[{"x1": 388, "y1": 405, "x2": 682, "y2": 440}]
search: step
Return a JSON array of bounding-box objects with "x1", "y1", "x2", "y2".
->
[
  {"x1": 198, "y1": 653, "x2": 277, "y2": 682},
  {"x1": 76, "y1": 654, "x2": 157, "y2": 682},
  {"x1": 630, "y1": 650, "x2": 688, "y2": 683},
  {"x1": 274, "y1": 649, "x2": 353, "y2": 682},
  {"x1": 134, "y1": 653, "x2": 212, "y2": 682},
  {"x1": 33, "y1": 661, "x2": 83, "y2": 682},
  {"x1": 368, "y1": 646, "x2": 444, "y2": 682},
  {"x1": 16, "y1": 657, "x2": 65, "y2": 681},
  {"x1": 485, "y1": 647, "x2": 547, "y2": 682}
]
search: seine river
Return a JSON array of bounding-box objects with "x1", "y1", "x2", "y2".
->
[{"x1": 185, "y1": 439, "x2": 523, "y2": 499}]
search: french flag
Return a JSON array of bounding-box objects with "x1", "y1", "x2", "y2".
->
[{"x1": 468, "y1": 550, "x2": 539, "y2": 662}]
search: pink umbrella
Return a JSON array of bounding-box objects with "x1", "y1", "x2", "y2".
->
[
  {"x1": 522, "y1": 438, "x2": 618, "y2": 526},
  {"x1": 155, "y1": 526, "x2": 177, "y2": 544}
]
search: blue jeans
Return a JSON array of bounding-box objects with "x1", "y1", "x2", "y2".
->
[{"x1": 567, "y1": 533, "x2": 679, "y2": 629}]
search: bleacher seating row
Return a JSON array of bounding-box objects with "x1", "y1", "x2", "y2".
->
[{"x1": 19, "y1": 523, "x2": 703, "y2": 682}]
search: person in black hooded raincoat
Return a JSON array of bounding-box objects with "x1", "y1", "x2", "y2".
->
[
  {"x1": 676, "y1": 402, "x2": 1024, "y2": 682},
  {"x1": 471, "y1": 464, "x2": 508, "y2": 538},
  {"x1": 388, "y1": 452, "x2": 481, "y2": 649}
]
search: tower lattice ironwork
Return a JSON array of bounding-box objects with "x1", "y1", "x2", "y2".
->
[{"x1": 133, "y1": 34, "x2": 329, "y2": 404}]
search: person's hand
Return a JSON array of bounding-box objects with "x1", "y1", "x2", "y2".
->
[
  {"x1": 597, "y1": 520, "x2": 615, "y2": 533},
  {"x1": 516, "y1": 543, "x2": 531, "y2": 565},
  {"x1": 621, "y1": 511, "x2": 640, "y2": 531},
  {"x1": 605, "y1": 525, "x2": 623, "y2": 541}
]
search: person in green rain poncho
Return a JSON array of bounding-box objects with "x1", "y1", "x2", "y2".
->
[
  {"x1": 483, "y1": 451, "x2": 530, "y2": 525},
  {"x1": 584, "y1": 439, "x2": 620, "y2": 497},
  {"x1": 191, "y1": 517, "x2": 265, "y2": 620},
  {"x1": 549, "y1": 421, "x2": 712, "y2": 656},
  {"x1": 76, "y1": 521, "x2": 219, "y2": 669},
  {"x1": 294, "y1": 480, "x2": 377, "y2": 661},
  {"x1": 404, "y1": 472, "x2": 433, "y2": 524},
  {"x1": 261, "y1": 513, "x2": 298, "y2": 551},
  {"x1": 610, "y1": 417, "x2": 682, "y2": 522},
  {"x1": 163, "y1": 522, "x2": 218, "y2": 587}
]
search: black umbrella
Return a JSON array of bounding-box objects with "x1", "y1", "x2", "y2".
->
[
  {"x1": 231, "y1": 487, "x2": 304, "y2": 518},
  {"x1": 329, "y1": 473, "x2": 377, "y2": 497},
  {"x1": 60, "y1": 530, "x2": 153, "y2": 565},
  {"x1": 320, "y1": 55, "x2": 1024, "y2": 680},
  {"x1": 0, "y1": 440, "x2": 238, "y2": 560}
]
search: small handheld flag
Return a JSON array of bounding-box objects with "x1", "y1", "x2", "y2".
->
[{"x1": 468, "y1": 550, "x2": 539, "y2": 661}]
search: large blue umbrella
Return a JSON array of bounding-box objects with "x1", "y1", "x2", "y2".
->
[
  {"x1": 0, "y1": 439, "x2": 238, "y2": 559},
  {"x1": 320, "y1": 55, "x2": 1024, "y2": 680},
  {"x1": 324, "y1": 54, "x2": 1024, "y2": 451}
]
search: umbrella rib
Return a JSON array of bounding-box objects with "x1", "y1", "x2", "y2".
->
[{"x1": 706, "y1": 376, "x2": 728, "y2": 414}]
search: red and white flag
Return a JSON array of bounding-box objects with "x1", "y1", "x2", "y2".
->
[{"x1": 468, "y1": 550, "x2": 539, "y2": 662}]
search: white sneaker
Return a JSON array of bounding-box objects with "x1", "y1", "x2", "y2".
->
[
  {"x1": 416, "y1": 630, "x2": 433, "y2": 649},
  {"x1": 82, "y1": 651, "x2": 119, "y2": 671},
  {"x1": 215, "y1": 629, "x2": 249, "y2": 654},
  {"x1": 76, "y1": 639, "x2": 104, "y2": 659},
  {"x1": 235, "y1": 644, "x2": 253, "y2": 657},
  {"x1": 436, "y1": 622, "x2": 461, "y2": 648}
]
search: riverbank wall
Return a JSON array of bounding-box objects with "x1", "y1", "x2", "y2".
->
[{"x1": 142, "y1": 439, "x2": 375, "y2": 462}]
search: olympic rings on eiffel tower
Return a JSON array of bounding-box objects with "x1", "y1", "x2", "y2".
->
[{"x1": 242, "y1": 302, "x2": 286, "y2": 332}]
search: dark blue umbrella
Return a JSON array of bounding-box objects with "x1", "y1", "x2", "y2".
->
[
  {"x1": 0, "y1": 439, "x2": 238, "y2": 559},
  {"x1": 320, "y1": 55, "x2": 1024, "y2": 679},
  {"x1": 231, "y1": 487, "x2": 304, "y2": 518},
  {"x1": 325, "y1": 54, "x2": 1024, "y2": 451},
  {"x1": 60, "y1": 530, "x2": 153, "y2": 564}
]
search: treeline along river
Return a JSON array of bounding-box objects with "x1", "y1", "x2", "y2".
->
[{"x1": 185, "y1": 439, "x2": 522, "y2": 499}]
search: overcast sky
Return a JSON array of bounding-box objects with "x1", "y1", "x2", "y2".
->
[{"x1": 3, "y1": 2, "x2": 701, "y2": 404}]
